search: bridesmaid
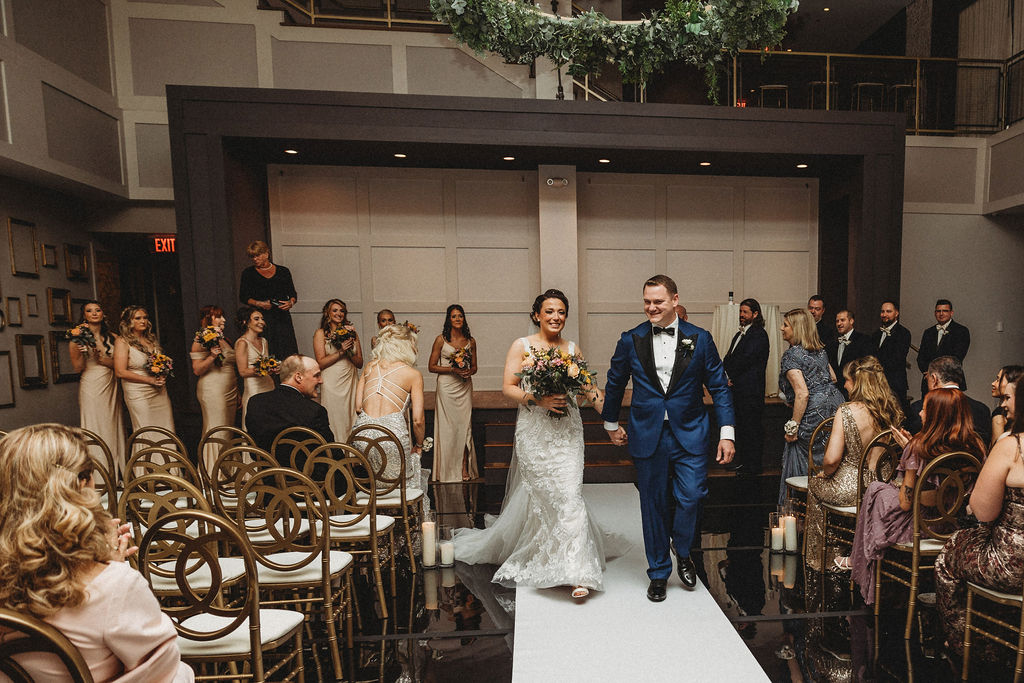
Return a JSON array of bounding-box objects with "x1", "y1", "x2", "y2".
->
[
  {"x1": 190, "y1": 305, "x2": 238, "y2": 475},
  {"x1": 313, "y1": 299, "x2": 363, "y2": 441},
  {"x1": 235, "y1": 305, "x2": 275, "y2": 426},
  {"x1": 114, "y1": 305, "x2": 174, "y2": 441},
  {"x1": 428, "y1": 304, "x2": 478, "y2": 482},
  {"x1": 370, "y1": 309, "x2": 396, "y2": 350},
  {"x1": 68, "y1": 301, "x2": 127, "y2": 477}
]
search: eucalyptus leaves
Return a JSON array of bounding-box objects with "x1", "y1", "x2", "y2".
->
[{"x1": 430, "y1": 0, "x2": 799, "y2": 97}]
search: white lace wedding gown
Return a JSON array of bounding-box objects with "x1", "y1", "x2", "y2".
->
[{"x1": 453, "y1": 339, "x2": 610, "y2": 591}]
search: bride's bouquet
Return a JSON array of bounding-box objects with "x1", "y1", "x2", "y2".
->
[
  {"x1": 147, "y1": 352, "x2": 174, "y2": 379},
  {"x1": 445, "y1": 346, "x2": 472, "y2": 380},
  {"x1": 516, "y1": 346, "x2": 596, "y2": 418},
  {"x1": 193, "y1": 325, "x2": 225, "y2": 365}
]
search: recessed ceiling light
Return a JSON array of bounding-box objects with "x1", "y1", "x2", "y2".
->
[
  {"x1": 598, "y1": 158, "x2": 610, "y2": 164},
  {"x1": 503, "y1": 156, "x2": 515, "y2": 161},
  {"x1": 796, "y1": 163, "x2": 808, "y2": 169},
  {"x1": 823, "y1": 7, "x2": 830, "y2": 12},
  {"x1": 699, "y1": 162, "x2": 711, "y2": 167},
  {"x1": 284, "y1": 149, "x2": 298, "y2": 155},
  {"x1": 394, "y1": 153, "x2": 407, "y2": 159}
]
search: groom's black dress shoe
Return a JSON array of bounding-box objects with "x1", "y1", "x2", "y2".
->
[
  {"x1": 676, "y1": 555, "x2": 697, "y2": 588},
  {"x1": 647, "y1": 579, "x2": 667, "y2": 602}
]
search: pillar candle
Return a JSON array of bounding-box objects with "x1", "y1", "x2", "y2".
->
[
  {"x1": 441, "y1": 566, "x2": 456, "y2": 588},
  {"x1": 783, "y1": 515, "x2": 798, "y2": 553},
  {"x1": 771, "y1": 526, "x2": 784, "y2": 551},
  {"x1": 423, "y1": 568, "x2": 438, "y2": 610},
  {"x1": 770, "y1": 552, "x2": 784, "y2": 580},
  {"x1": 783, "y1": 554, "x2": 797, "y2": 589},
  {"x1": 422, "y1": 521, "x2": 437, "y2": 567},
  {"x1": 439, "y1": 539, "x2": 455, "y2": 566}
]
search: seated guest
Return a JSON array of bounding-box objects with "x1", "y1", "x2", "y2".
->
[
  {"x1": 804, "y1": 356, "x2": 904, "y2": 572},
  {"x1": 936, "y1": 379, "x2": 1023, "y2": 657},
  {"x1": 991, "y1": 365, "x2": 1024, "y2": 446},
  {"x1": 904, "y1": 356, "x2": 992, "y2": 445},
  {"x1": 0, "y1": 424, "x2": 193, "y2": 682},
  {"x1": 245, "y1": 354, "x2": 334, "y2": 460},
  {"x1": 844, "y1": 388, "x2": 985, "y2": 603}
]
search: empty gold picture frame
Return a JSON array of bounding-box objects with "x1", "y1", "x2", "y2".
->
[
  {"x1": 15, "y1": 334, "x2": 47, "y2": 388},
  {"x1": 50, "y1": 330, "x2": 79, "y2": 384},
  {"x1": 26, "y1": 294, "x2": 39, "y2": 317},
  {"x1": 47, "y1": 287, "x2": 72, "y2": 326},
  {"x1": 41, "y1": 243, "x2": 58, "y2": 268},
  {"x1": 0, "y1": 352, "x2": 14, "y2": 407},
  {"x1": 5, "y1": 297, "x2": 21, "y2": 327},
  {"x1": 64, "y1": 244, "x2": 88, "y2": 281},
  {"x1": 8, "y1": 218, "x2": 39, "y2": 278}
]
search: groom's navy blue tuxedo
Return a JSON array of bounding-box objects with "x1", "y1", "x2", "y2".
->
[{"x1": 602, "y1": 318, "x2": 734, "y2": 580}]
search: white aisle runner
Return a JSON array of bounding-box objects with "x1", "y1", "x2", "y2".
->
[{"x1": 511, "y1": 483, "x2": 769, "y2": 682}]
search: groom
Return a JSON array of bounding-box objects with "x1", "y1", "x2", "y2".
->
[{"x1": 602, "y1": 275, "x2": 735, "y2": 602}]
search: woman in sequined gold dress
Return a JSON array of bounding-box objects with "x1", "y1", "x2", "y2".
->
[{"x1": 803, "y1": 356, "x2": 904, "y2": 572}]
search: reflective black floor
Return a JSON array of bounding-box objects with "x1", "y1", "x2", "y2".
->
[{"x1": 314, "y1": 476, "x2": 1021, "y2": 682}]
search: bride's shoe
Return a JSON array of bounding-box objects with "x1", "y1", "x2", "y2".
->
[{"x1": 571, "y1": 586, "x2": 589, "y2": 599}]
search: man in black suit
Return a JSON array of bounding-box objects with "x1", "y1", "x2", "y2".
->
[
  {"x1": 245, "y1": 354, "x2": 334, "y2": 465},
  {"x1": 905, "y1": 356, "x2": 991, "y2": 445},
  {"x1": 808, "y1": 294, "x2": 836, "y2": 347},
  {"x1": 917, "y1": 298, "x2": 971, "y2": 398},
  {"x1": 870, "y1": 299, "x2": 912, "y2": 410},
  {"x1": 722, "y1": 298, "x2": 770, "y2": 475},
  {"x1": 826, "y1": 309, "x2": 870, "y2": 390}
]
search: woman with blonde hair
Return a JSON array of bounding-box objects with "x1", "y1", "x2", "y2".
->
[
  {"x1": 238, "y1": 240, "x2": 298, "y2": 358},
  {"x1": 803, "y1": 355, "x2": 905, "y2": 572},
  {"x1": 353, "y1": 323, "x2": 428, "y2": 493},
  {"x1": 778, "y1": 307, "x2": 843, "y2": 504},
  {"x1": 114, "y1": 305, "x2": 174, "y2": 438},
  {"x1": 0, "y1": 424, "x2": 192, "y2": 681},
  {"x1": 190, "y1": 304, "x2": 237, "y2": 474},
  {"x1": 313, "y1": 298, "x2": 363, "y2": 440}
]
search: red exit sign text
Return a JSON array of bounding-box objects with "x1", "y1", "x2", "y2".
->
[{"x1": 153, "y1": 236, "x2": 176, "y2": 253}]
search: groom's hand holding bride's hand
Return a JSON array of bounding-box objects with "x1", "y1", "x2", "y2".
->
[
  {"x1": 606, "y1": 426, "x2": 628, "y2": 446},
  {"x1": 715, "y1": 439, "x2": 735, "y2": 464}
]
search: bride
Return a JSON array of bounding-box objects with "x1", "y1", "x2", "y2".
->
[{"x1": 454, "y1": 289, "x2": 610, "y2": 599}]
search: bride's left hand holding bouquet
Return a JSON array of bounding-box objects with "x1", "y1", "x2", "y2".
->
[
  {"x1": 516, "y1": 347, "x2": 596, "y2": 418},
  {"x1": 193, "y1": 325, "x2": 225, "y2": 365}
]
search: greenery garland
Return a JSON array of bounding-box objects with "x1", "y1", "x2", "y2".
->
[{"x1": 429, "y1": 0, "x2": 799, "y2": 99}]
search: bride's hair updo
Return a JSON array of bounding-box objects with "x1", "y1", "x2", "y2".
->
[
  {"x1": 372, "y1": 323, "x2": 418, "y2": 366},
  {"x1": 530, "y1": 289, "x2": 569, "y2": 326}
]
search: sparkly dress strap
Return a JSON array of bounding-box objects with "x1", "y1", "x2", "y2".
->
[{"x1": 840, "y1": 403, "x2": 864, "y2": 459}]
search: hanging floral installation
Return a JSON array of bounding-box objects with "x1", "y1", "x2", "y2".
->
[{"x1": 429, "y1": 0, "x2": 799, "y2": 98}]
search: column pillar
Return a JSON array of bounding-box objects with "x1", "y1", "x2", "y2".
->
[{"x1": 537, "y1": 165, "x2": 579, "y2": 341}]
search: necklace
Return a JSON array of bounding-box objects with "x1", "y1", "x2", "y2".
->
[{"x1": 256, "y1": 262, "x2": 274, "y2": 271}]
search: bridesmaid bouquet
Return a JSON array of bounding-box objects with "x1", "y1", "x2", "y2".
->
[
  {"x1": 327, "y1": 326, "x2": 355, "y2": 356},
  {"x1": 65, "y1": 324, "x2": 97, "y2": 349},
  {"x1": 402, "y1": 321, "x2": 420, "y2": 334},
  {"x1": 193, "y1": 325, "x2": 225, "y2": 365},
  {"x1": 445, "y1": 347, "x2": 472, "y2": 380},
  {"x1": 148, "y1": 353, "x2": 175, "y2": 379},
  {"x1": 516, "y1": 346, "x2": 596, "y2": 418},
  {"x1": 252, "y1": 354, "x2": 281, "y2": 377}
]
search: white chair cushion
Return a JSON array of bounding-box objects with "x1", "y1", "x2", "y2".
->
[
  {"x1": 968, "y1": 581, "x2": 1024, "y2": 603},
  {"x1": 785, "y1": 476, "x2": 808, "y2": 491},
  {"x1": 150, "y1": 557, "x2": 246, "y2": 592},
  {"x1": 244, "y1": 518, "x2": 311, "y2": 544},
  {"x1": 328, "y1": 514, "x2": 395, "y2": 539},
  {"x1": 355, "y1": 488, "x2": 424, "y2": 506},
  {"x1": 894, "y1": 538, "x2": 945, "y2": 552},
  {"x1": 177, "y1": 609, "x2": 305, "y2": 657},
  {"x1": 256, "y1": 550, "x2": 354, "y2": 584}
]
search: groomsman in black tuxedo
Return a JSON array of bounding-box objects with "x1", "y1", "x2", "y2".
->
[
  {"x1": 916, "y1": 299, "x2": 971, "y2": 398},
  {"x1": 722, "y1": 298, "x2": 769, "y2": 475},
  {"x1": 808, "y1": 294, "x2": 836, "y2": 347},
  {"x1": 870, "y1": 300, "x2": 912, "y2": 408},
  {"x1": 826, "y1": 309, "x2": 869, "y2": 392},
  {"x1": 246, "y1": 354, "x2": 334, "y2": 464}
]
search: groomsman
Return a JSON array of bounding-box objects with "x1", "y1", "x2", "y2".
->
[
  {"x1": 826, "y1": 309, "x2": 869, "y2": 388},
  {"x1": 722, "y1": 298, "x2": 769, "y2": 475},
  {"x1": 916, "y1": 298, "x2": 970, "y2": 398},
  {"x1": 870, "y1": 300, "x2": 912, "y2": 408},
  {"x1": 808, "y1": 295, "x2": 836, "y2": 347}
]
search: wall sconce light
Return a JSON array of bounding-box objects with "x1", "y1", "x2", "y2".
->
[{"x1": 546, "y1": 177, "x2": 569, "y2": 187}]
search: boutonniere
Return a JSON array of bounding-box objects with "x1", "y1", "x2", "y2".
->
[{"x1": 678, "y1": 335, "x2": 696, "y2": 357}]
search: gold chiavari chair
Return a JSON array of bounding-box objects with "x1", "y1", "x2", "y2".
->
[
  {"x1": 239, "y1": 467, "x2": 354, "y2": 680},
  {"x1": 197, "y1": 426, "x2": 255, "y2": 489},
  {"x1": 270, "y1": 426, "x2": 327, "y2": 473},
  {"x1": 348, "y1": 422, "x2": 425, "y2": 574},
  {"x1": 0, "y1": 608, "x2": 93, "y2": 683},
  {"x1": 786, "y1": 416, "x2": 834, "y2": 523},
  {"x1": 126, "y1": 425, "x2": 188, "y2": 457},
  {"x1": 208, "y1": 444, "x2": 279, "y2": 518},
  {"x1": 303, "y1": 442, "x2": 397, "y2": 621},
  {"x1": 963, "y1": 576, "x2": 1024, "y2": 682},
  {"x1": 874, "y1": 450, "x2": 981, "y2": 639},
  {"x1": 138, "y1": 509, "x2": 305, "y2": 683},
  {"x1": 125, "y1": 445, "x2": 204, "y2": 493},
  {"x1": 79, "y1": 428, "x2": 118, "y2": 517}
]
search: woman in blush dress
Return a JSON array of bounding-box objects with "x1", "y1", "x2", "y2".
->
[
  {"x1": 190, "y1": 305, "x2": 238, "y2": 475},
  {"x1": 370, "y1": 309, "x2": 396, "y2": 350},
  {"x1": 235, "y1": 306, "x2": 275, "y2": 426},
  {"x1": 937, "y1": 379, "x2": 1024, "y2": 657},
  {"x1": 114, "y1": 306, "x2": 174, "y2": 440},
  {"x1": 428, "y1": 304, "x2": 479, "y2": 482},
  {"x1": 313, "y1": 299, "x2": 363, "y2": 441},
  {"x1": 843, "y1": 388, "x2": 985, "y2": 602},
  {"x1": 69, "y1": 301, "x2": 126, "y2": 478},
  {"x1": 238, "y1": 240, "x2": 298, "y2": 359},
  {"x1": 778, "y1": 307, "x2": 844, "y2": 504},
  {"x1": 0, "y1": 424, "x2": 193, "y2": 682}
]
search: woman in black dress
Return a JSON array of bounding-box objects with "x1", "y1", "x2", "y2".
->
[{"x1": 238, "y1": 240, "x2": 298, "y2": 358}]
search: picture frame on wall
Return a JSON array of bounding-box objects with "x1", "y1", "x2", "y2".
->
[
  {"x1": 5, "y1": 298, "x2": 22, "y2": 327},
  {"x1": 47, "y1": 288, "x2": 72, "y2": 326},
  {"x1": 15, "y1": 334, "x2": 47, "y2": 388},
  {"x1": 41, "y1": 244, "x2": 58, "y2": 268},
  {"x1": 26, "y1": 294, "x2": 39, "y2": 317},
  {"x1": 49, "y1": 331, "x2": 79, "y2": 384},
  {"x1": 0, "y1": 352, "x2": 14, "y2": 408},
  {"x1": 64, "y1": 244, "x2": 89, "y2": 281},
  {"x1": 8, "y1": 218, "x2": 39, "y2": 278},
  {"x1": 71, "y1": 298, "x2": 89, "y2": 319}
]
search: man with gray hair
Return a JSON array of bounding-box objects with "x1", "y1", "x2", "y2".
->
[
  {"x1": 245, "y1": 354, "x2": 334, "y2": 461},
  {"x1": 904, "y1": 355, "x2": 991, "y2": 444}
]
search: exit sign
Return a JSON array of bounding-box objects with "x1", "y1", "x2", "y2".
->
[{"x1": 152, "y1": 236, "x2": 176, "y2": 253}]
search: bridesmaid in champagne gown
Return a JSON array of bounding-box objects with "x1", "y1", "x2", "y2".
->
[
  {"x1": 235, "y1": 306, "x2": 275, "y2": 425},
  {"x1": 69, "y1": 301, "x2": 127, "y2": 477},
  {"x1": 313, "y1": 299, "x2": 363, "y2": 441},
  {"x1": 190, "y1": 305, "x2": 238, "y2": 475},
  {"x1": 428, "y1": 304, "x2": 478, "y2": 482},
  {"x1": 114, "y1": 306, "x2": 174, "y2": 444}
]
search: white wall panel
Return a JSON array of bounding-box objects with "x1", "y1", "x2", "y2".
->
[
  {"x1": 274, "y1": 173, "x2": 359, "y2": 238},
  {"x1": 368, "y1": 178, "x2": 445, "y2": 241},
  {"x1": 584, "y1": 249, "x2": 656, "y2": 306},
  {"x1": 371, "y1": 247, "x2": 447, "y2": 301},
  {"x1": 743, "y1": 251, "x2": 811, "y2": 307},
  {"x1": 666, "y1": 250, "x2": 735, "y2": 303},
  {"x1": 457, "y1": 248, "x2": 534, "y2": 303},
  {"x1": 666, "y1": 184, "x2": 737, "y2": 249},
  {"x1": 279, "y1": 245, "x2": 361, "y2": 311},
  {"x1": 577, "y1": 182, "x2": 657, "y2": 243},
  {"x1": 454, "y1": 178, "x2": 537, "y2": 241},
  {"x1": 744, "y1": 186, "x2": 814, "y2": 247}
]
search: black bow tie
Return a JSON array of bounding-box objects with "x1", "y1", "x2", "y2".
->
[{"x1": 652, "y1": 326, "x2": 675, "y2": 337}]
